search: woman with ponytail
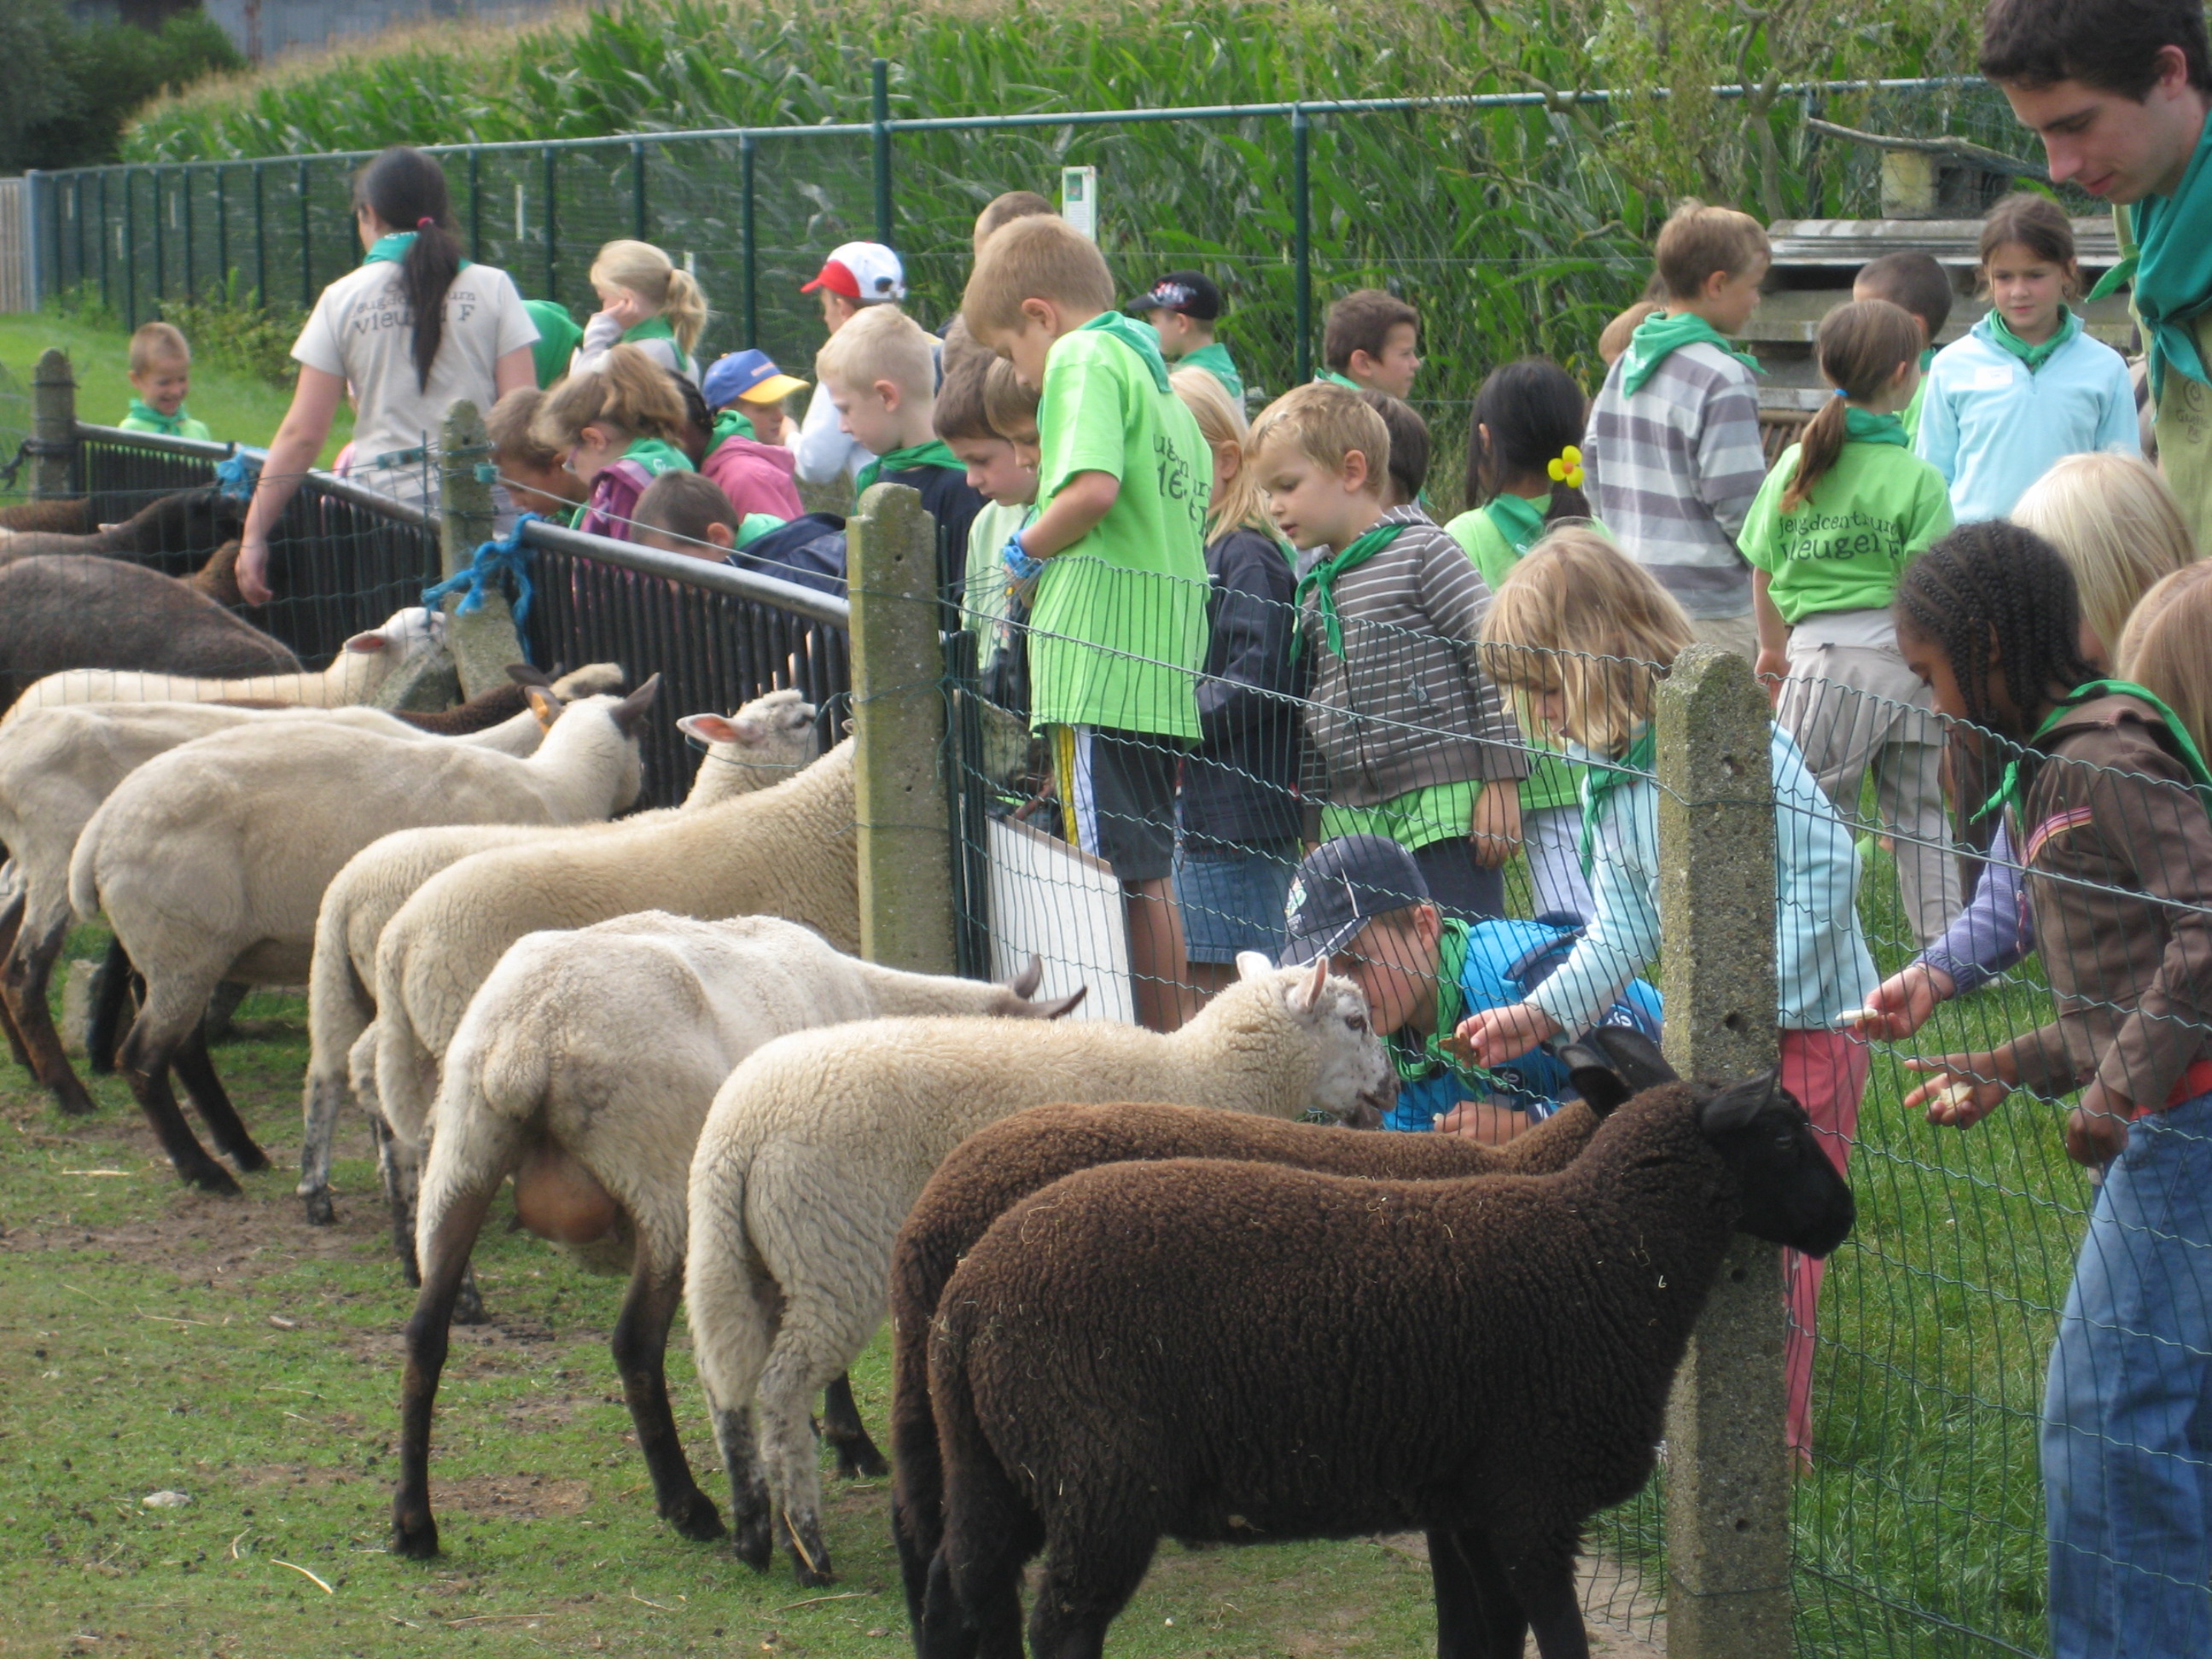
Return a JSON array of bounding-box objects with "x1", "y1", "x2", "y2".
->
[
  {"x1": 1740, "y1": 297, "x2": 1960, "y2": 948},
  {"x1": 573, "y1": 241, "x2": 709, "y2": 386},
  {"x1": 238, "y1": 146, "x2": 538, "y2": 604}
]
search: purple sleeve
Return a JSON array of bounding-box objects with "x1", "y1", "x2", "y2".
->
[{"x1": 1915, "y1": 821, "x2": 2031, "y2": 994}]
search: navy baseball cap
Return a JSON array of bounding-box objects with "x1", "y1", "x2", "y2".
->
[
  {"x1": 1126, "y1": 270, "x2": 1222, "y2": 322},
  {"x1": 1279, "y1": 835, "x2": 1431, "y2": 966},
  {"x1": 701, "y1": 349, "x2": 810, "y2": 410}
]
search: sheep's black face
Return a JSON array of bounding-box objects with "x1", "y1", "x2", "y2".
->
[
  {"x1": 1698, "y1": 1074, "x2": 1855, "y2": 1257},
  {"x1": 143, "y1": 487, "x2": 245, "y2": 556}
]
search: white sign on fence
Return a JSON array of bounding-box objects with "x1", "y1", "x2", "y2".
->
[
  {"x1": 1060, "y1": 166, "x2": 1098, "y2": 242},
  {"x1": 985, "y1": 814, "x2": 1133, "y2": 1023}
]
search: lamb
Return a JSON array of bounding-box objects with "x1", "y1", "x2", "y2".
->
[
  {"x1": 0, "y1": 486, "x2": 244, "y2": 563},
  {"x1": 9, "y1": 606, "x2": 444, "y2": 719},
  {"x1": 390, "y1": 914, "x2": 1083, "y2": 1563},
  {"x1": 370, "y1": 736, "x2": 861, "y2": 1152},
  {"x1": 884, "y1": 1064, "x2": 1670, "y2": 1644},
  {"x1": 920, "y1": 1069, "x2": 1857, "y2": 1659},
  {"x1": 298, "y1": 687, "x2": 820, "y2": 1240},
  {"x1": 65, "y1": 679, "x2": 661, "y2": 1192},
  {"x1": 682, "y1": 951, "x2": 1400, "y2": 1586},
  {"x1": 0, "y1": 555, "x2": 300, "y2": 709}
]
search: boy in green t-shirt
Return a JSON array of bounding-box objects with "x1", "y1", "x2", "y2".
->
[
  {"x1": 963, "y1": 212, "x2": 1215, "y2": 1033},
  {"x1": 119, "y1": 322, "x2": 212, "y2": 442},
  {"x1": 1126, "y1": 270, "x2": 1244, "y2": 406}
]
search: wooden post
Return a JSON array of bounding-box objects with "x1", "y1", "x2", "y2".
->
[
  {"x1": 847, "y1": 480, "x2": 957, "y2": 975},
  {"x1": 1655, "y1": 643, "x2": 1792, "y2": 1659},
  {"x1": 30, "y1": 348, "x2": 76, "y2": 499}
]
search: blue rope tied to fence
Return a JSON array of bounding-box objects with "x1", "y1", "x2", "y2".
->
[
  {"x1": 215, "y1": 450, "x2": 261, "y2": 501},
  {"x1": 422, "y1": 513, "x2": 539, "y2": 659}
]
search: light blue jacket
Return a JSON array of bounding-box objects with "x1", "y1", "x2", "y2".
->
[
  {"x1": 1916, "y1": 312, "x2": 2139, "y2": 523},
  {"x1": 1528, "y1": 725, "x2": 1876, "y2": 1034}
]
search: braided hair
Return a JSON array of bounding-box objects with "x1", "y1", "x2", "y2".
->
[{"x1": 1893, "y1": 521, "x2": 2098, "y2": 736}]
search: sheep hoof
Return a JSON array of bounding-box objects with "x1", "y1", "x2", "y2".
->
[
  {"x1": 833, "y1": 1443, "x2": 890, "y2": 1481},
  {"x1": 665, "y1": 1490, "x2": 726, "y2": 1542},
  {"x1": 181, "y1": 1161, "x2": 243, "y2": 1196},
  {"x1": 48, "y1": 1077, "x2": 99, "y2": 1118},
  {"x1": 731, "y1": 1509, "x2": 775, "y2": 1572},
  {"x1": 230, "y1": 1143, "x2": 271, "y2": 1174},
  {"x1": 452, "y1": 1277, "x2": 488, "y2": 1327},
  {"x1": 301, "y1": 1189, "x2": 335, "y2": 1228},
  {"x1": 390, "y1": 1512, "x2": 440, "y2": 1560},
  {"x1": 783, "y1": 1515, "x2": 834, "y2": 1587}
]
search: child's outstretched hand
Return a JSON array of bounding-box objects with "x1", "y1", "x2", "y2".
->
[
  {"x1": 1448, "y1": 1002, "x2": 1559, "y2": 1068},
  {"x1": 1901, "y1": 1052, "x2": 2010, "y2": 1129},
  {"x1": 1468, "y1": 783, "x2": 1522, "y2": 870}
]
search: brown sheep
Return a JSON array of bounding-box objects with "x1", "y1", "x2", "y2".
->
[
  {"x1": 0, "y1": 498, "x2": 94, "y2": 534},
  {"x1": 922, "y1": 1069, "x2": 1855, "y2": 1659},
  {"x1": 0, "y1": 486, "x2": 244, "y2": 566}
]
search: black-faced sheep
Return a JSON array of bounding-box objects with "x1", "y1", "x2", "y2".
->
[
  {"x1": 0, "y1": 555, "x2": 299, "y2": 710},
  {"x1": 921, "y1": 1070, "x2": 1855, "y2": 1659},
  {"x1": 0, "y1": 486, "x2": 244, "y2": 566},
  {"x1": 684, "y1": 953, "x2": 1399, "y2": 1586},
  {"x1": 389, "y1": 914, "x2": 1081, "y2": 1563}
]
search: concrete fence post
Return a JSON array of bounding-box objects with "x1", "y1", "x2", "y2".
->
[
  {"x1": 377, "y1": 400, "x2": 511, "y2": 711},
  {"x1": 847, "y1": 480, "x2": 957, "y2": 976},
  {"x1": 31, "y1": 348, "x2": 77, "y2": 499},
  {"x1": 1653, "y1": 643, "x2": 1792, "y2": 1659}
]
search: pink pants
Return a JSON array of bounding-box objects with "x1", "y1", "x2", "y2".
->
[{"x1": 1781, "y1": 1027, "x2": 1871, "y2": 1463}]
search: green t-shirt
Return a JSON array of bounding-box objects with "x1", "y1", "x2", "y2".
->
[
  {"x1": 1320, "y1": 779, "x2": 1477, "y2": 849},
  {"x1": 1441, "y1": 496, "x2": 1581, "y2": 815},
  {"x1": 1030, "y1": 325, "x2": 1213, "y2": 739},
  {"x1": 119, "y1": 403, "x2": 212, "y2": 441},
  {"x1": 1179, "y1": 341, "x2": 1244, "y2": 405},
  {"x1": 963, "y1": 498, "x2": 1033, "y2": 636},
  {"x1": 1738, "y1": 434, "x2": 1953, "y2": 625},
  {"x1": 524, "y1": 300, "x2": 584, "y2": 389}
]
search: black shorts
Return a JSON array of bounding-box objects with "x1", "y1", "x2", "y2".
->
[{"x1": 1055, "y1": 725, "x2": 1181, "y2": 884}]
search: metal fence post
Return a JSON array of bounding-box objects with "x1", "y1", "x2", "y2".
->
[
  {"x1": 152, "y1": 169, "x2": 166, "y2": 315},
  {"x1": 741, "y1": 134, "x2": 759, "y2": 348},
  {"x1": 253, "y1": 162, "x2": 266, "y2": 305},
  {"x1": 31, "y1": 350, "x2": 79, "y2": 500},
  {"x1": 215, "y1": 166, "x2": 228, "y2": 292},
  {"x1": 1655, "y1": 643, "x2": 1793, "y2": 1659},
  {"x1": 1292, "y1": 105, "x2": 1313, "y2": 384},
  {"x1": 468, "y1": 147, "x2": 482, "y2": 260},
  {"x1": 122, "y1": 169, "x2": 137, "y2": 329},
  {"x1": 542, "y1": 146, "x2": 558, "y2": 301},
  {"x1": 630, "y1": 139, "x2": 649, "y2": 241},
  {"x1": 297, "y1": 159, "x2": 312, "y2": 311},
  {"x1": 24, "y1": 172, "x2": 48, "y2": 311},
  {"x1": 847, "y1": 480, "x2": 957, "y2": 975},
  {"x1": 96, "y1": 171, "x2": 109, "y2": 315},
  {"x1": 871, "y1": 57, "x2": 894, "y2": 247}
]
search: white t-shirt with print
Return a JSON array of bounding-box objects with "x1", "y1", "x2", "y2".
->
[{"x1": 292, "y1": 259, "x2": 538, "y2": 504}]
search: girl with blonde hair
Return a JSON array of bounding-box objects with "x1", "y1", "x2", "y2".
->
[
  {"x1": 531, "y1": 343, "x2": 694, "y2": 542},
  {"x1": 1167, "y1": 366, "x2": 1303, "y2": 992},
  {"x1": 573, "y1": 240, "x2": 709, "y2": 385},
  {"x1": 1467, "y1": 524, "x2": 1876, "y2": 1464}
]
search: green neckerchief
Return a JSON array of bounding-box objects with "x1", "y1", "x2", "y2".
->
[
  {"x1": 1919, "y1": 346, "x2": 1936, "y2": 371},
  {"x1": 2092, "y1": 114, "x2": 2212, "y2": 401},
  {"x1": 1985, "y1": 307, "x2": 2081, "y2": 374},
  {"x1": 1317, "y1": 370, "x2": 1365, "y2": 391},
  {"x1": 1181, "y1": 341, "x2": 1243, "y2": 399},
  {"x1": 1842, "y1": 407, "x2": 1909, "y2": 447},
  {"x1": 1388, "y1": 915, "x2": 1473, "y2": 1086},
  {"x1": 1577, "y1": 723, "x2": 1656, "y2": 878},
  {"x1": 855, "y1": 439, "x2": 965, "y2": 495},
  {"x1": 1291, "y1": 520, "x2": 1409, "y2": 660},
  {"x1": 125, "y1": 398, "x2": 194, "y2": 436},
  {"x1": 620, "y1": 435, "x2": 692, "y2": 477},
  {"x1": 1080, "y1": 311, "x2": 1172, "y2": 392},
  {"x1": 712, "y1": 407, "x2": 758, "y2": 444},
  {"x1": 1482, "y1": 491, "x2": 1550, "y2": 557},
  {"x1": 622, "y1": 314, "x2": 693, "y2": 379},
  {"x1": 360, "y1": 230, "x2": 472, "y2": 271},
  {"x1": 733, "y1": 512, "x2": 788, "y2": 550},
  {"x1": 1621, "y1": 310, "x2": 1762, "y2": 396},
  {"x1": 1977, "y1": 679, "x2": 2212, "y2": 826}
]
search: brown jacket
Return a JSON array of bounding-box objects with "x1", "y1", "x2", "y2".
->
[
  {"x1": 1298, "y1": 505, "x2": 1528, "y2": 812},
  {"x1": 2000, "y1": 695, "x2": 2212, "y2": 1109}
]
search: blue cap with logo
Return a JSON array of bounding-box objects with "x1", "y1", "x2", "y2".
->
[{"x1": 1278, "y1": 835, "x2": 1430, "y2": 967}]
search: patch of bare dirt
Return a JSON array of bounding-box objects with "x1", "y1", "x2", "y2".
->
[{"x1": 435, "y1": 1473, "x2": 594, "y2": 1520}]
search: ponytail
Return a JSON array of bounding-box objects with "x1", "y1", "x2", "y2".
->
[
  {"x1": 354, "y1": 147, "x2": 462, "y2": 393},
  {"x1": 1467, "y1": 357, "x2": 1592, "y2": 525},
  {"x1": 1783, "y1": 299, "x2": 1922, "y2": 513},
  {"x1": 661, "y1": 266, "x2": 708, "y2": 358}
]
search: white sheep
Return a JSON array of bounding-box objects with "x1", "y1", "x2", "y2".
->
[
  {"x1": 682, "y1": 952, "x2": 1398, "y2": 1585},
  {"x1": 298, "y1": 688, "x2": 822, "y2": 1238},
  {"x1": 66, "y1": 678, "x2": 662, "y2": 1194},
  {"x1": 6, "y1": 606, "x2": 446, "y2": 721},
  {"x1": 387, "y1": 911, "x2": 1080, "y2": 1562},
  {"x1": 371, "y1": 737, "x2": 859, "y2": 1151}
]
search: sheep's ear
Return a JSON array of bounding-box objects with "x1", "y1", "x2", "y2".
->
[
  {"x1": 525, "y1": 685, "x2": 561, "y2": 729},
  {"x1": 1288, "y1": 956, "x2": 1330, "y2": 1014},
  {"x1": 678, "y1": 712, "x2": 762, "y2": 747},
  {"x1": 1001, "y1": 954, "x2": 1044, "y2": 999},
  {"x1": 841, "y1": 718, "x2": 855, "y2": 736},
  {"x1": 342, "y1": 628, "x2": 391, "y2": 654},
  {"x1": 1235, "y1": 950, "x2": 1277, "y2": 983},
  {"x1": 507, "y1": 663, "x2": 555, "y2": 689},
  {"x1": 1009, "y1": 986, "x2": 1086, "y2": 1020},
  {"x1": 610, "y1": 673, "x2": 664, "y2": 736},
  {"x1": 1557, "y1": 1041, "x2": 1633, "y2": 1120}
]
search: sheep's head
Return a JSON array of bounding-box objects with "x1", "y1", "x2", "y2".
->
[
  {"x1": 124, "y1": 486, "x2": 246, "y2": 556},
  {"x1": 341, "y1": 606, "x2": 449, "y2": 674},
  {"x1": 1230, "y1": 953, "x2": 1397, "y2": 1127},
  {"x1": 676, "y1": 687, "x2": 821, "y2": 791},
  {"x1": 1697, "y1": 1072, "x2": 1855, "y2": 1258}
]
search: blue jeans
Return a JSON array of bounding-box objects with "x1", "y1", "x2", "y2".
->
[{"x1": 2043, "y1": 1090, "x2": 2212, "y2": 1658}]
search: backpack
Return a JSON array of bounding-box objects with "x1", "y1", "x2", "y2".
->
[{"x1": 731, "y1": 513, "x2": 847, "y2": 597}]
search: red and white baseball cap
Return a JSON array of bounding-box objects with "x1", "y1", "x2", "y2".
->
[{"x1": 800, "y1": 242, "x2": 907, "y2": 304}]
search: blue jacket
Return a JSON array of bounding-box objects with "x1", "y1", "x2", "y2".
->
[{"x1": 1916, "y1": 312, "x2": 2139, "y2": 522}]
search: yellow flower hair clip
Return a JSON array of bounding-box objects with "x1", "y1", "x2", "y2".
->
[{"x1": 1547, "y1": 445, "x2": 1585, "y2": 491}]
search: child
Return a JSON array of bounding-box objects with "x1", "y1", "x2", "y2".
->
[
  {"x1": 1852, "y1": 249, "x2": 1953, "y2": 442},
  {"x1": 972, "y1": 190, "x2": 1056, "y2": 257},
  {"x1": 1278, "y1": 835, "x2": 1661, "y2": 1142},
  {"x1": 1918, "y1": 194, "x2": 2138, "y2": 521},
  {"x1": 573, "y1": 240, "x2": 708, "y2": 386},
  {"x1": 1584, "y1": 201, "x2": 1772, "y2": 661},
  {"x1": 818, "y1": 303, "x2": 987, "y2": 593},
  {"x1": 120, "y1": 322, "x2": 212, "y2": 440},
  {"x1": 635, "y1": 469, "x2": 746, "y2": 562},
  {"x1": 1129, "y1": 271, "x2": 1243, "y2": 405},
  {"x1": 1463, "y1": 526, "x2": 1876, "y2": 1460},
  {"x1": 1741, "y1": 298, "x2": 1959, "y2": 948},
  {"x1": 1596, "y1": 275, "x2": 1669, "y2": 370},
  {"x1": 938, "y1": 349, "x2": 1041, "y2": 716},
  {"x1": 1443, "y1": 358, "x2": 1602, "y2": 923},
  {"x1": 698, "y1": 350, "x2": 807, "y2": 521},
  {"x1": 796, "y1": 240, "x2": 908, "y2": 486},
  {"x1": 530, "y1": 344, "x2": 694, "y2": 541},
  {"x1": 1894, "y1": 527, "x2": 2212, "y2": 1659},
  {"x1": 1168, "y1": 366, "x2": 1302, "y2": 990},
  {"x1": 961, "y1": 212, "x2": 1215, "y2": 1033},
  {"x1": 486, "y1": 387, "x2": 587, "y2": 520},
  {"x1": 1356, "y1": 390, "x2": 1431, "y2": 513},
  {"x1": 1250, "y1": 381, "x2": 1528, "y2": 923},
  {"x1": 1318, "y1": 288, "x2": 1421, "y2": 399}
]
